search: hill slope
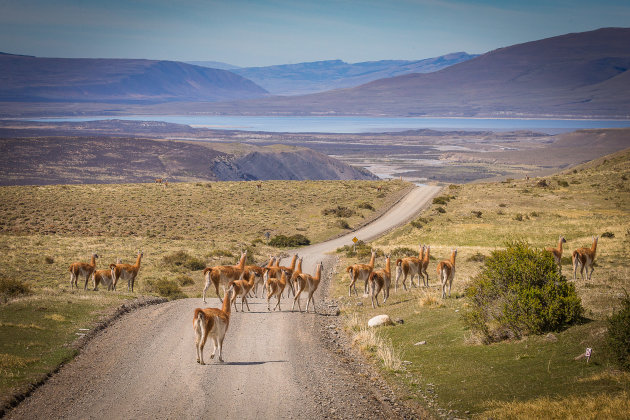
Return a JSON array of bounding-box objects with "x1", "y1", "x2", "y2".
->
[
  {"x1": 225, "y1": 52, "x2": 477, "y2": 95},
  {"x1": 200, "y1": 27, "x2": 630, "y2": 117},
  {"x1": 0, "y1": 54, "x2": 267, "y2": 103},
  {"x1": 0, "y1": 136, "x2": 376, "y2": 185}
]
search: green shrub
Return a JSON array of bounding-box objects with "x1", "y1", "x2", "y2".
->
[
  {"x1": 605, "y1": 292, "x2": 630, "y2": 371},
  {"x1": 44, "y1": 256, "x2": 54, "y2": 264},
  {"x1": 322, "y1": 206, "x2": 355, "y2": 218},
  {"x1": 162, "y1": 251, "x2": 206, "y2": 271},
  {"x1": 269, "y1": 234, "x2": 311, "y2": 248},
  {"x1": 390, "y1": 247, "x2": 417, "y2": 259},
  {"x1": 467, "y1": 252, "x2": 487, "y2": 263},
  {"x1": 433, "y1": 195, "x2": 454, "y2": 205},
  {"x1": 357, "y1": 201, "x2": 374, "y2": 211},
  {"x1": 337, "y1": 219, "x2": 351, "y2": 229},
  {"x1": 463, "y1": 241, "x2": 583, "y2": 342},
  {"x1": 601, "y1": 231, "x2": 615, "y2": 238},
  {"x1": 336, "y1": 240, "x2": 379, "y2": 259},
  {"x1": 0, "y1": 277, "x2": 31, "y2": 302},
  {"x1": 175, "y1": 275, "x2": 195, "y2": 286},
  {"x1": 514, "y1": 213, "x2": 524, "y2": 221},
  {"x1": 471, "y1": 211, "x2": 482, "y2": 218},
  {"x1": 145, "y1": 278, "x2": 186, "y2": 300},
  {"x1": 558, "y1": 180, "x2": 569, "y2": 187}
]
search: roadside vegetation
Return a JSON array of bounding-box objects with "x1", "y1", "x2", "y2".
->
[
  {"x1": 0, "y1": 178, "x2": 408, "y2": 410},
  {"x1": 332, "y1": 149, "x2": 630, "y2": 418}
]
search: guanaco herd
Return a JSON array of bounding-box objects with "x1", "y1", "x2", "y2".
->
[{"x1": 69, "y1": 235, "x2": 598, "y2": 365}]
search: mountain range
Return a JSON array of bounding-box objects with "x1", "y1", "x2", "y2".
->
[
  {"x1": 0, "y1": 54, "x2": 267, "y2": 103},
  {"x1": 198, "y1": 27, "x2": 630, "y2": 118},
  {"x1": 193, "y1": 52, "x2": 477, "y2": 95},
  {"x1": 0, "y1": 27, "x2": 628, "y2": 118}
]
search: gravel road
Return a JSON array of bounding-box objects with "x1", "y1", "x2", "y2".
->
[{"x1": 6, "y1": 185, "x2": 441, "y2": 420}]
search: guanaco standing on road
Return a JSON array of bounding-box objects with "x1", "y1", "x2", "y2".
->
[
  {"x1": 193, "y1": 287, "x2": 232, "y2": 364},
  {"x1": 292, "y1": 260, "x2": 322, "y2": 313},
  {"x1": 202, "y1": 251, "x2": 247, "y2": 303}
]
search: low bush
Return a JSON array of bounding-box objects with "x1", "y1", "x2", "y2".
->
[
  {"x1": 471, "y1": 210, "x2": 483, "y2": 218},
  {"x1": 558, "y1": 180, "x2": 570, "y2": 187},
  {"x1": 463, "y1": 241, "x2": 584, "y2": 342},
  {"x1": 605, "y1": 292, "x2": 630, "y2": 371},
  {"x1": 436, "y1": 207, "x2": 446, "y2": 214},
  {"x1": 269, "y1": 234, "x2": 311, "y2": 248},
  {"x1": 467, "y1": 252, "x2": 487, "y2": 263},
  {"x1": 390, "y1": 247, "x2": 417, "y2": 259},
  {"x1": 322, "y1": 206, "x2": 355, "y2": 218},
  {"x1": 602, "y1": 231, "x2": 615, "y2": 238},
  {"x1": 162, "y1": 251, "x2": 206, "y2": 271},
  {"x1": 175, "y1": 275, "x2": 195, "y2": 286},
  {"x1": 44, "y1": 256, "x2": 54, "y2": 264},
  {"x1": 433, "y1": 195, "x2": 455, "y2": 205},
  {"x1": 337, "y1": 219, "x2": 351, "y2": 229},
  {"x1": 357, "y1": 201, "x2": 374, "y2": 211},
  {"x1": 337, "y1": 240, "x2": 380, "y2": 259},
  {"x1": 0, "y1": 277, "x2": 31, "y2": 302},
  {"x1": 145, "y1": 278, "x2": 186, "y2": 300}
]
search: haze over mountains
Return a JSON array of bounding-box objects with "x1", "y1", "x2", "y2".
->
[
  {"x1": 0, "y1": 27, "x2": 628, "y2": 118},
  {"x1": 201, "y1": 27, "x2": 630, "y2": 118},
  {"x1": 192, "y1": 52, "x2": 477, "y2": 95},
  {"x1": 0, "y1": 54, "x2": 267, "y2": 103}
]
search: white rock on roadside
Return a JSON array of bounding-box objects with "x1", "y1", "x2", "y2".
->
[{"x1": 367, "y1": 314, "x2": 394, "y2": 327}]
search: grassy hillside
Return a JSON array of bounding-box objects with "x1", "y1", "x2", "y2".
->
[
  {"x1": 332, "y1": 149, "x2": 630, "y2": 417},
  {"x1": 0, "y1": 178, "x2": 408, "y2": 411}
]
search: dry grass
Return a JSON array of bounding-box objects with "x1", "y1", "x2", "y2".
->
[
  {"x1": 481, "y1": 392, "x2": 630, "y2": 420},
  {"x1": 352, "y1": 327, "x2": 402, "y2": 371},
  {"x1": 332, "y1": 149, "x2": 630, "y2": 417}
]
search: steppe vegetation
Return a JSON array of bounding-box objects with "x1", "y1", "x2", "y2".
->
[
  {"x1": 333, "y1": 149, "x2": 630, "y2": 417},
  {"x1": 0, "y1": 178, "x2": 407, "y2": 409}
]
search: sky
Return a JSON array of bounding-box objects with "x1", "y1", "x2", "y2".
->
[{"x1": 1, "y1": 0, "x2": 629, "y2": 67}]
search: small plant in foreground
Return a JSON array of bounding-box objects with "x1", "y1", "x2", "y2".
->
[
  {"x1": 322, "y1": 206, "x2": 355, "y2": 218},
  {"x1": 601, "y1": 231, "x2": 615, "y2": 238},
  {"x1": 605, "y1": 292, "x2": 630, "y2": 371},
  {"x1": 357, "y1": 201, "x2": 374, "y2": 211},
  {"x1": 162, "y1": 251, "x2": 206, "y2": 271},
  {"x1": 463, "y1": 241, "x2": 583, "y2": 342}
]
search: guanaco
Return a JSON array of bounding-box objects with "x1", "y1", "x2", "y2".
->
[
  {"x1": 277, "y1": 254, "x2": 299, "y2": 297},
  {"x1": 69, "y1": 253, "x2": 98, "y2": 290},
  {"x1": 92, "y1": 258, "x2": 122, "y2": 291},
  {"x1": 228, "y1": 270, "x2": 256, "y2": 312},
  {"x1": 546, "y1": 236, "x2": 567, "y2": 272},
  {"x1": 266, "y1": 268, "x2": 288, "y2": 311},
  {"x1": 292, "y1": 260, "x2": 322, "y2": 313},
  {"x1": 346, "y1": 249, "x2": 376, "y2": 296},
  {"x1": 249, "y1": 256, "x2": 275, "y2": 298},
  {"x1": 111, "y1": 250, "x2": 143, "y2": 292},
  {"x1": 420, "y1": 245, "x2": 431, "y2": 286},
  {"x1": 572, "y1": 236, "x2": 598, "y2": 281},
  {"x1": 193, "y1": 287, "x2": 232, "y2": 364},
  {"x1": 203, "y1": 250, "x2": 247, "y2": 303},
  {"x1": 437, "y1": 249, "x2": 457, "y2": 299},
  {"x1": 289, "y1": 257, "x2": 303, "y2": 298},
  {"x1": 370, "y1": 255, "x2": 391, "y2": 308},
  {"x1": 395, "y1": 245, "x2": 423, "y2": 291}
]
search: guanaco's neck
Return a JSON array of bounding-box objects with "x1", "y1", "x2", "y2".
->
[
  {"x1": 419, "y1": 245, "x2": 424, "y2": 260},
  {"x1": 222, "y1": 290, "x2": 232, "y2": 314},
  {"x1": 385, "y1": 257, "x2": 391, "y2": 275},
  {"x1": 296, "y1": 258, "x2": 303, "y2": 274},
  {"x1": 591, "y1": 237, "x2": 598, "y2": 253},
  {"x1": 237, "y1": 252, "x2": 247, "y2": 269},
  {"x1": 369, "y1": 252, "x2": 376, "y2": 268},
  {"x1": 424, "y1": 246, "x2": 430, "y2": 262},
  {"x1": 90, "y1": 254, "x2": 97, "y2": 266},
  {"x1": 450, "y1": 250, "x2": 457, "y2": 265},
  {"x1": 134, "y1": 252, "x2": 142, "y2": 268},
  {"x1": 315, "y1": 263, "x2": 322, "y2": 281},
  {"x1": 290, "y1": 254, "x2": 297, "y2": 270},
  {"x1": 558, "y1": 237, "x2": 564, "y2": 252}
]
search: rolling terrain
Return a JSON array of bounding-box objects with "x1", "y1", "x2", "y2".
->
[
  {"x1": 0, "y1": 53, "x2": 267, "y2": 103},
  {"x1": 194, "y1": 27, "x2": 630, "y2": 118},
  {"x1": 223, "y1": 52, "x2": 477, "y2": 95}
]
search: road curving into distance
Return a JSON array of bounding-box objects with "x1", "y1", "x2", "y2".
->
[{"x1": 7, "y1": 185, "x2": 441, "y2": 420}]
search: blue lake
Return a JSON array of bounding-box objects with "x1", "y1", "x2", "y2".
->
[{"x1": 30, "y1": 115, "x2": 630, "y2": 135}]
